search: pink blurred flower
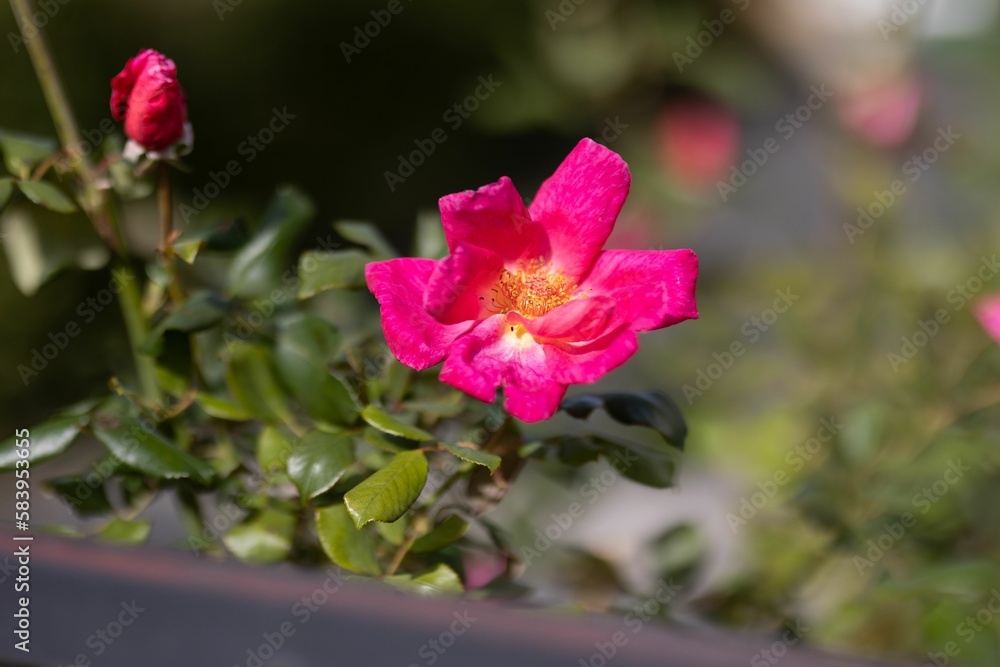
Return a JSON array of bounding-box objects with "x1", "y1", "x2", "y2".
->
[
  {"x1": 836, "y1": 75, "x2": 921, "y2": 148},
  {"x1": 111, "y1": 49, "x2": 192, "y2": 160},
  {"x1": 656, "y1": 100, "x2": 739, "y2": 189},
  {"x1": 974, "y1": 296, "x2": 1000, "y2": 344},
  {"x1": 365, "y1": 139, "x2": 699, "y2": 422}
]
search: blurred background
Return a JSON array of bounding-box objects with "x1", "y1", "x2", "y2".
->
[{"x1": 3, "y1": 0, "x2": 1000, "y2": 664}]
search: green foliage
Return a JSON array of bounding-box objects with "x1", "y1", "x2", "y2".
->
[
  {"x1": 0, "y1": 139, "x2": 692, "y2": 598},
  {"x1": 316, "y1": 503, "x2": 381, "y2": 575},
  {"x1": 344, "y1": 450, "x2": 428, "y2": 528},
  {"x1": 287, "y1": 431, "x2": 354, "y2": 500}
]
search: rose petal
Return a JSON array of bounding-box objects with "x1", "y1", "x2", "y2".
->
[
  {"x1": 365, "y1": 258, "x2": 473, "y2": 370},
  {"x1": 974, "y1": 295, "x2": 1000, "y2": 345},
  {"x1": 507, "y1": 296, "x2": 616, "y2": 341},
  {"x1": 579, "y1": 249, "x2": 698, "y2": 332},
  {"x1": 424, "y1": 243, "x2": 504, "y2": 324},
  {"x1": 111, "y1": 49, "x2": 187, "y2": 150},
  {"x1": 439, "y1": 176, "x2": 549, "y2": 265},
  {"x1": 110, "y1": 50, "x2": 157, "y2": 121},
  {"x1": 528, "y1": 138, "x2": 630, "y2": 279},
  {"x1": 440, "y1": 316, "x2": 566, "y2": 419},
  {"x1": 504, "y1": 381, "x2": 568, "y2": 423},
  {"x1": 439, "y1": 315, "x2": 639, "y2": 422}
]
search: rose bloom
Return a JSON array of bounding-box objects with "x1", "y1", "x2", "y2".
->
[
  {"x1": 366, "y1": 139, "x2": 699, "y2": 422},
  {"x1": 975, "y1": 296, "x2": 1000, "y2": 345},
  {"x1": 111, "y1": 49, "x2": 192, "y2": 160},
  {"x1": 656, "y1": 99, "x2": 738, "y2": 190}
]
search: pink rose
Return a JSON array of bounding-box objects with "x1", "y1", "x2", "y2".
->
[{"x1": 366, "y1": 139, "x2": 699, "y2": 422}]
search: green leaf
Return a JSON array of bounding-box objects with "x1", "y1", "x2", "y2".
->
[
  {"x1": 297, "y1": 249, "x2": 369, "y2": 298},
  {"x1": 376, "y1": 516, "x2": 408, "y2": 545},
  {"x1": 344, "y1": 450, "x2": 428, "y2": 528},
  {"x1": 334, "y1": 220, "x2": 396, "y2": 259},
  {"x1": 173, "y1": 239, "x2": 202, "y2": 264},
  {"x1": 443, "y1": 443, "x2": 501, "y2": 473},
  {"x1": 384, "y1": 563, "x2": 463, "y2": 595},
  {"x1": 257, "y1": 425, "x2": 294, "y2": 473},
  {"x1": 195, "y1": 393, "x2": 253, "y2": 421},
  {"x1": 554, "y1": 437, "x2": 603, "y2": 466},
  {"x1": 203, "y1": 432, "x2": 242, "y2": 477},
  {"x1": 411, "y1": 514, "x2": 469, "y2": 553},
  {"x1": 227, "y1": 186, "x2": 314, "y2": 297},
  {"x1": 361, "y1": 405, "x2": 434, "y2": 442},
  {"x1": 0, "y1": 177, "x2": 14, "y2": 213},
  {"x1": 223, "y1": 509, "x2": 296, "y2": 564},
  {"x1": 315, "y1": 504, "x2": 381, "y2": 575},
  {"x1": 288, "y1": 431, "x2": 355, "y2": 500},
  {"x1": 561, "y1": 391, "x2": 687, "y2": 450},
  {"x1": 92, "y1": 409, "x2": 214, "y2": 484},
  {"x1": 225, "y1": 343, "x2": 294, "y2": 426},
  {"x1": 159, "y1": 291, "x2": 231, "y2": 333},
  {"x1": 143, "y1": 291, "x2": 231, "y2": 354},
  {"x1": 274, "y1": 315, "x2": 357, "y2": 425},
  {"x1": 98, "y1": 518, "x2": 152, "y2": 546},
  {"x1": 0, "y1": 415, "x2": 87, "y2": 471},
  {"x1": 598, "y1": 436, "x2": 679, "y2": 489},
  {"x1": 46, "y1": 474, "x2": 113, "y2": 516},
  {"x1": 16, "y1": 180, "x2": 77, "y2": 213},
  {"x1": 0, "y1": 129, "x2": 56, "y2": 177},
  {"x1": 0, "y1": 209, "x2": 110, "y2": 296}
]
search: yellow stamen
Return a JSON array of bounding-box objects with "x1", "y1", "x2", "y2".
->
[{"x1": 482, "y1": 258, "x2": 576, "y2": 318}]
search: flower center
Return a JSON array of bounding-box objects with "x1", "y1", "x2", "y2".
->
[{"x1": 483, "y1": 258, "x2": 575, "y2": 318}]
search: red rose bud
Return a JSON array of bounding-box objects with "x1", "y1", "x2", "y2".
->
[{"x1": 111, "y1": 49, "x2": 191, "y2": 158}]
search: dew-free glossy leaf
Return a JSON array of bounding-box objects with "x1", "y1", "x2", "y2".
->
[
  {"x1": 288, "y1": 431, "x2": 355, "y2": 500},
  {"x1": 92, "y1": 411, "x2": 214, "y2": 484},
  {"x1": 223, "y1": 510, "x2": 296, "y2": 563},
  {"x1": 361, "y1": 405, "x2": 434, "y2": 442},
  {"x1": 0, "y1": 415, "x2": 86, "y2": 471},
  {"x1": 17, "y1": 180, "x2": 77, "y2": 213},
  {"x1": 344, "y1": 450, "x2": 428, "y2": 528},
  {"x1": 315, "y1": 504, "x2": 381, "y2": 575},
  {"x1": 443, "y1": 443, "x2": 501, "y2": 473}
]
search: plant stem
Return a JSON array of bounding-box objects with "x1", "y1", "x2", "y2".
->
[
  {"x1": 11, "y1": 0, "x2": 161, "y2": 405},
  {"x1": 104, "y1": 195, "x2": 161, "y2": 405},
  {"x1": 384, "y1": 513, "x2": 427, "y2": 577},
  {"x1": 158, "y1": 162, "x2": 185, "y2": 304},
  {"x1": 8, "y1": 0, "x2": 112, "y2": 246}
]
